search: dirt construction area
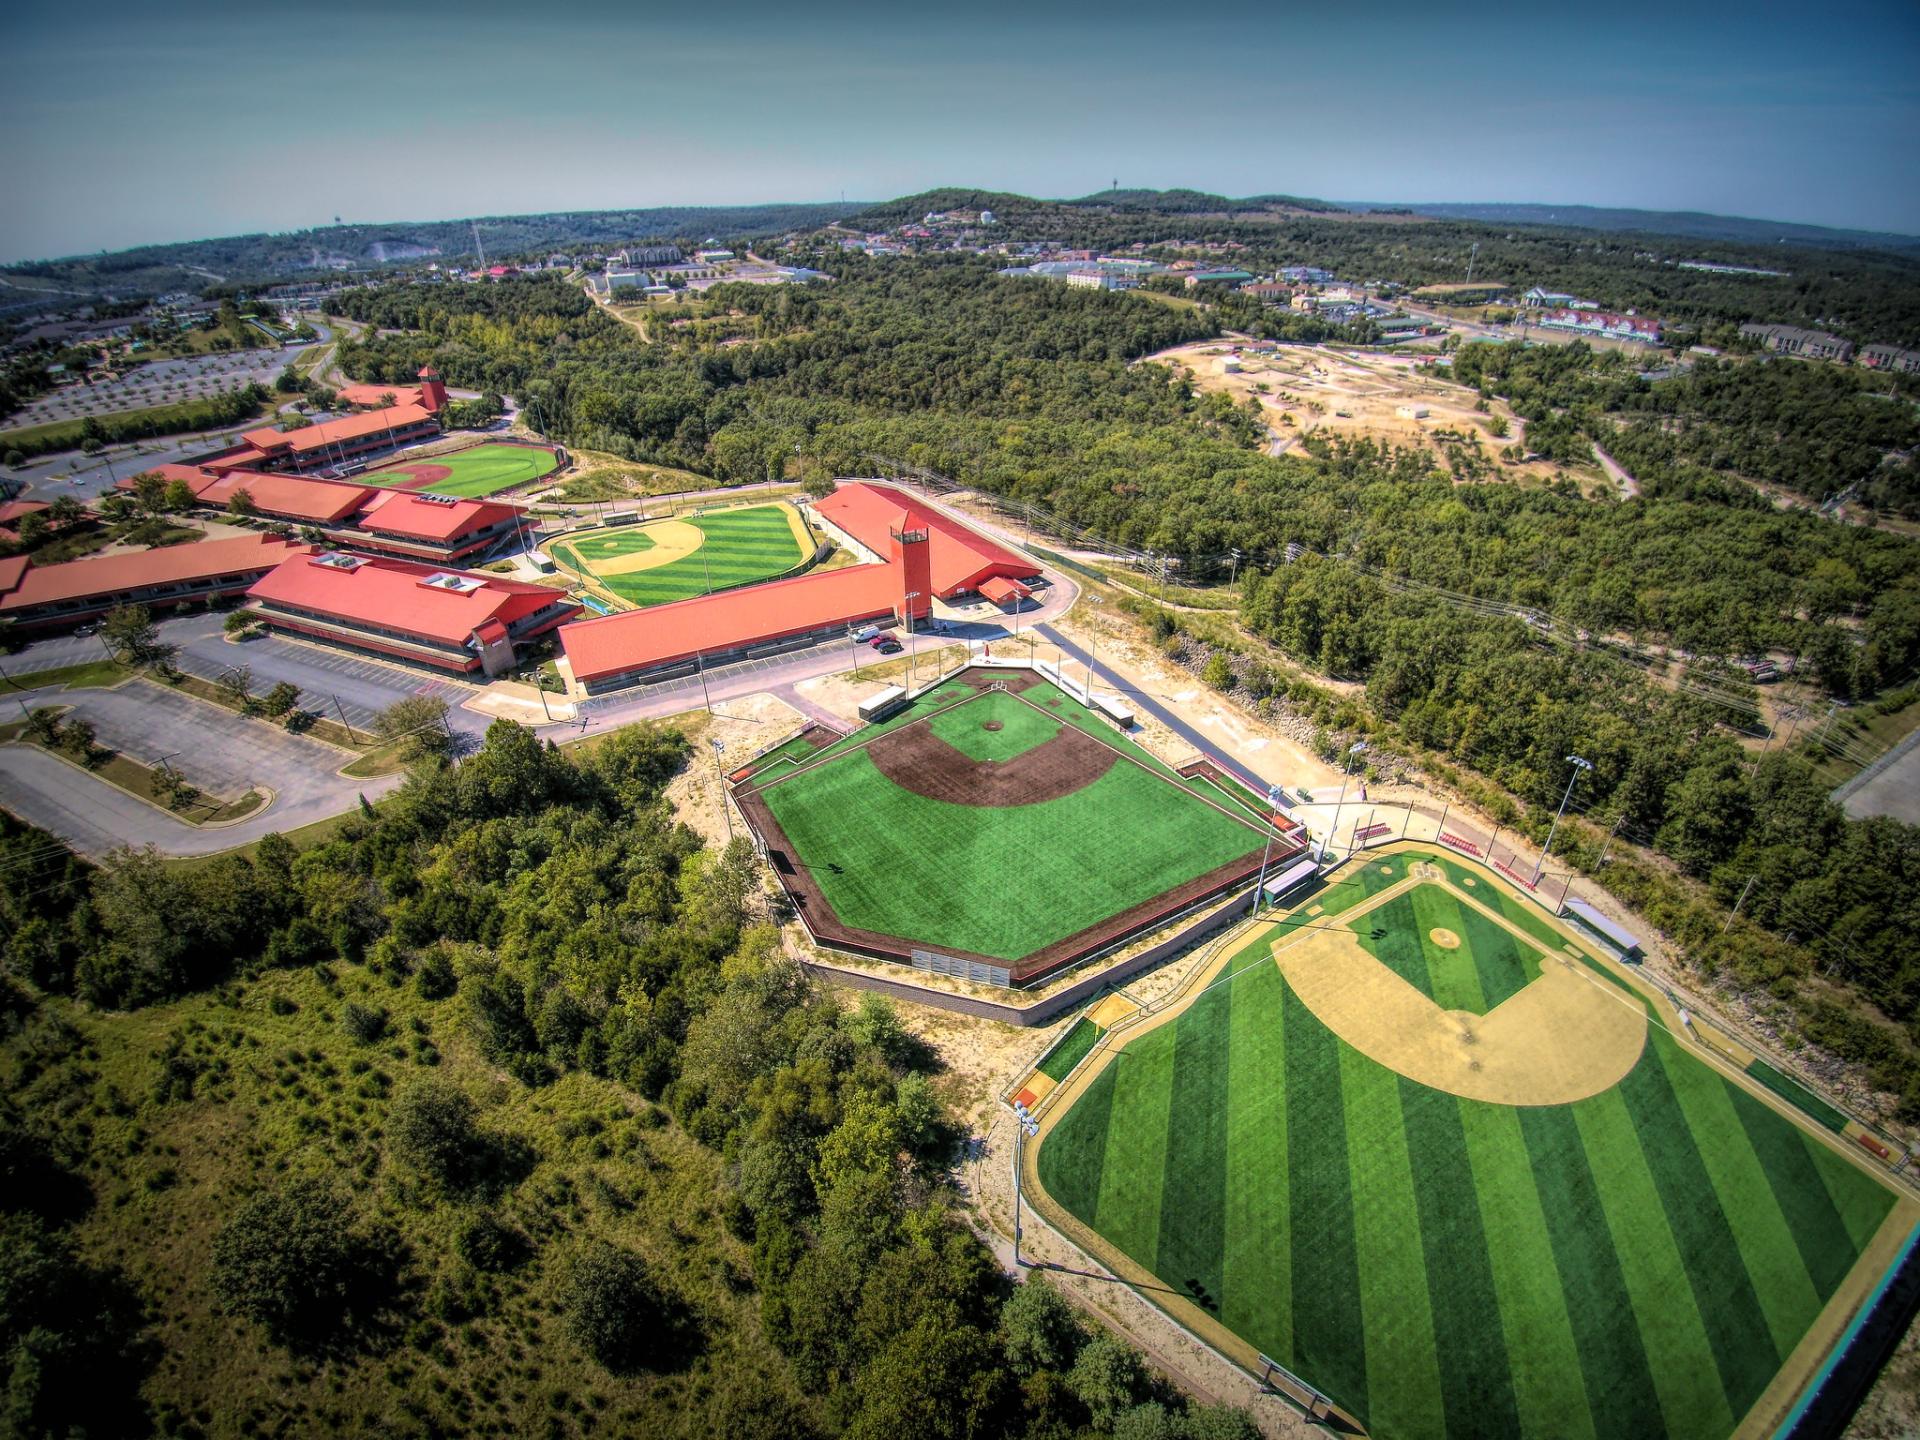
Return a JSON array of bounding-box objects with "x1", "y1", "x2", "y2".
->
[{"x1": 1152, "y1": 340, "x2": 1569, "y2": 484}]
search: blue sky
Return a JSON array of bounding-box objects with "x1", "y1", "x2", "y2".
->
[{"x1": 4, "y1": 0, "x2": 1917, "y2": 261}]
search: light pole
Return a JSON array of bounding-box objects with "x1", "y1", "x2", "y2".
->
[
  {"x1": 695, "y1": 647, "x2": 713, "y2": 714},
  {"x1": 1533, "y1": 754, "x2": 1592, "y2": 886},
  {"x1": 710, "y1": 737, "x2": 733, "y2": 844},
  {"x1": 1252, "y1": 783, "x2": 1285, "y2": 917},
  {"x1": 1331, "y1": 741, "x2": 1367, "y2": 859},
  {"x1": 902, "y1": 592, "x2": 921, "y2": 690},
  {"x1": 1085, "y1": 593, "x2": 1104, "y2": 701}
]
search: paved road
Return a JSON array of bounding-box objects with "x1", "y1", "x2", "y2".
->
[
  {"x1": 1837, "y1": 726, "x2": 1920, "y2": 825},
  {"x1": 1038, "y1": 623, "x2": 1283, "y2": 804}
]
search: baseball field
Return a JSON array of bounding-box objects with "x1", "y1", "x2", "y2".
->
[
  {"x1": 1028, "y1": 846, "x2": 1914, "y2": 1440},
  {"x1": 364, "y1": 442, "x2": 560, "y2": 497},
  {"x1": 550, "y1": 502, "x2": 814, "y2": 609},
  {"x1": 732, "y1": 669, "x2": 1300, "y2": 981}
]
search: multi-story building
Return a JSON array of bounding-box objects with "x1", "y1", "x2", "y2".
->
[
  {"x1": 0, "y1": 534, "x2": 306, "y2": 632},
  {"x1": 246, "y1": 551, "x2": 580, "y2": 676},
  {"x1": 1861, "y1": 343, "x2": 1920, "y2": 375},
  {"x1": 1739, "y1": 324, "x2": 1855, "y2": 363}
]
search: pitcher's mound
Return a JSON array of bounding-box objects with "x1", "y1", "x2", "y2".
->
[
  {"x1": 1430, "y1": 928, "x2": 1462, "y2": 950},
  {"x1": 982, "y1": 721, "x2": 1004, "y2": 732}
]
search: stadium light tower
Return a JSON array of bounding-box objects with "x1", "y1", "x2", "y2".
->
[
  {"x1": 1331, "y1": 741, "x2": 1368, "y2": 859},
  {"x1": 1251, "y1": 783, "x2": 1286, "y2": 917},
  {"x1": 1533, "y1": 754, "x2": 1592, "y2": 886}
]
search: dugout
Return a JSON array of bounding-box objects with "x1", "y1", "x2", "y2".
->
[
  {"x1": 858, "y1": 686, "x2": 909, "y2": 723},
  {"x1": 1559, "y1": 897, "x2": 1644, "y2": 961},
  {"x1": 1261, "y1": 857, "x2": 1320, "y2": 906}
]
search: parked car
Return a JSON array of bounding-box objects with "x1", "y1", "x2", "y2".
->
[
  {"x1": 852, "y1": 625, "x2": 881, "y2": 642},
  {"x1": 874, "y1": 639, "x2": 903, "y2": 655},
  {"x1": 867, "y1": 633, "x2": 892, "y2": 648}
]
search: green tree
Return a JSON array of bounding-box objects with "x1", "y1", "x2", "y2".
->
[
  {"x1": 1068, "y1": 1333, "x2": 1148, "y2": 1430},
  {"x1": 386, "y1": 1078, "x2": 485, "y2": 1189},
  {"x1": 227, "y1": 487, "x2": 257, "y2": 519},
  {"x1": 564, "y1": 1241, "x2": 670, "y2": 1372},
  {"x1": 209, "y1": 1177, "x2": 388, "y2": 1346},
  {"x1": 372, "y1": 694, "x2": 452, "y2": 761},
  {"x1": 999, "y1": 1276, "x2": 1083, "y2": 1377},
  {"x1": 101, "y1": 604, "x2": 175, "y2": 666},
  {"x1": 260, "y1": 681, "x2": 301, "y2": 718}
]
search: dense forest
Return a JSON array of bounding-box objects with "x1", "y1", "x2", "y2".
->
[
  {"x1": 334, "y1": 264, "x2": 1920, "y2": 1105},
  {"x1": 1450, "y1": 342, "x2": 1920, "y2": 516},
  {"x1": 0, "y1": 727, "x2": 1264, "y2": 1439}
]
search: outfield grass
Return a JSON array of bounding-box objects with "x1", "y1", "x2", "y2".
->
[
  {"x1": 552, "y1": 504, "x2": 812, "y2": 609},
  {"x1": 364, "y1": 443, "x2": 559, "y2": 498},
  {"x1": 1036, "y1": 854, "x2": 1902, "y2": 1440},
  {"x1": 755, "y1": 687, "x2": 1268, "y2": 961}
]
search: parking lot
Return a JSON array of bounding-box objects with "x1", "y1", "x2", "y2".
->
[
  {"x1": 7, "y1": 343, "x2": 311, "y2": 429},
  {"x1": 8, "y1": 611, "x2": 492, "y2": 744}
]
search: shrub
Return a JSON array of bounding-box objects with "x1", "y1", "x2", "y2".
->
[{"x1": 340, "y1": 1002, "x2": 388, "y2": 1045}]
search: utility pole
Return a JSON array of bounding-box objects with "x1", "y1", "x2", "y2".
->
[
  {"x1": 1533, "y1": 754, "x2": 1592, "y2": 886},
  {"x1": 1723, "y1": 875, "x2": 1758, "y2": 935},
  {"x1": 1228, "y1": 547, "x2": 1243, "y2": 587},
  {"x1": 710, "y1": 737, "x2": 733, "y2": 844},
  {"x1": 1085, "y1": 594, "x2": 1104, "y2": 701},
  {"x1": 329, "y1": 693, "x2": 357, "y2": 743},
  {"x1": 1596, "y1": 812, "x2": 1625, "y2": 868},
  {"x1": 695, "y1": 648, "x2": 713, "y2": 714}
]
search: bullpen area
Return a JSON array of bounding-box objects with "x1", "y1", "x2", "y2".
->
[
  {"x1": 550, "y1": 501, "x2": 816, "y2": 610},
  {"x1": 731, "y1": 667, "x2": 1303, "y2": 985},
  {"x1": 1025, "y1": 844, "x2": 1916, "y2": 1440},
  {"x1": 363, "y1": 442, "x2": 560, "y2": 497}
]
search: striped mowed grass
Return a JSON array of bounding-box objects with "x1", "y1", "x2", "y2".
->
[
  {"x1": 1035, "y1": 859, "x2": 1901, "y2": 1440},
  {"x1": 554, "y1": 503, "x2": 812, "y2": 608}
]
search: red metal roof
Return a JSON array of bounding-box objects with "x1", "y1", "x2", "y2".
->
[
  {"x1": 123, "y1": 465, "x2": 378, "y2": 525},
  {"x1": 0, "y1": 500, "x2": 50, "y2": 527},
  {"x1": 978, "y1": 575, "x2": 1031, "y2": 605},
  {"x1": 355, "y1": 490, "x2": 524, "y2": 542},
  {"x1": 0, "y1": 555, "x2": 29, "y2": 597},
  {"x1": 335, "y1": 381, "x2": 428, "y2": 409},
  {"x1": 811, "y1": 482, "x2": 1036, "y2": 597},
  {"x1": 0, "y1": 535, "x2": 307, "y2": 615},
  {"x1": 241, "y1": 403, "x2": 436, "y2": 457},
  {"x1": 248, "y1": 552, "x2": 571, "y2": 647},
  {"x1": 562, "y1": 562, "x2": 902, "y2": 684}
]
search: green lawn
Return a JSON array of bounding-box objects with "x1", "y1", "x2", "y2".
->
[
  {"x1": 928, "y1": 690, "x2": 1061, "y2": 761},
  {"x1": 552, "y1": 504, "x2": 812, "y2": 609},
  {"x1": 364, "y1": 443, "x2": 559, "y2": 498},
  {"x1": 1036, "y1": 862, "x2": 1901, "y2": 1440},
  {"x1": 755, "y1": 688, "x2": 1269, "y2": 961}
]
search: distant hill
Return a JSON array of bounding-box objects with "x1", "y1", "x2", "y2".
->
[
  {"x1": 1067, "y1": 188, "x2": 1347, "y2": 216},
  {"x1": 1358, "y1": 202, "x2": 1920, "y2": 253}
]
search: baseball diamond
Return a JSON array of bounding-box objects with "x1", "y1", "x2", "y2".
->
[
  {"x1": 551, "y1": 502, "x2": 816, "y2": 608},
  {"x1": 730, "y1": 669, "x2": 1306, "y2": 984},
  {"x1": 1027, "y1": 845, "x2": 1916, "y2": 1440},
  {"x1": 363, "y1": 442, "x2": 560, "y2": 497}
]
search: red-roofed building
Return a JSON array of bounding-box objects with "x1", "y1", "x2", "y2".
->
[
  {"x1": 247, "y1": 552, "x2": 580, "y2": 676},
  {"x1": 117, "y1": 464, "x2": 529, "y2": 562},
  {"x1": 334, "y1": 368, "x2": 449, "y2": 414},
  {"x1": 0, "y1": 535, "x2": 308, "y2": 632},
  {"x1": 563, "y1": 526, "x2": 936, "y2": 693},
  {"x1": 811, "y1": 482, "x2": 1037, "y2": 598},
  {"x1": 0, "y1": 500, "x2": 51, "y2": 535},
  {"x1": 352, "y1": 491, "x2": 529, "y2": 562},
  {"x1": 236, "y1": 403, "x2": 442, "y2": 474}
]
